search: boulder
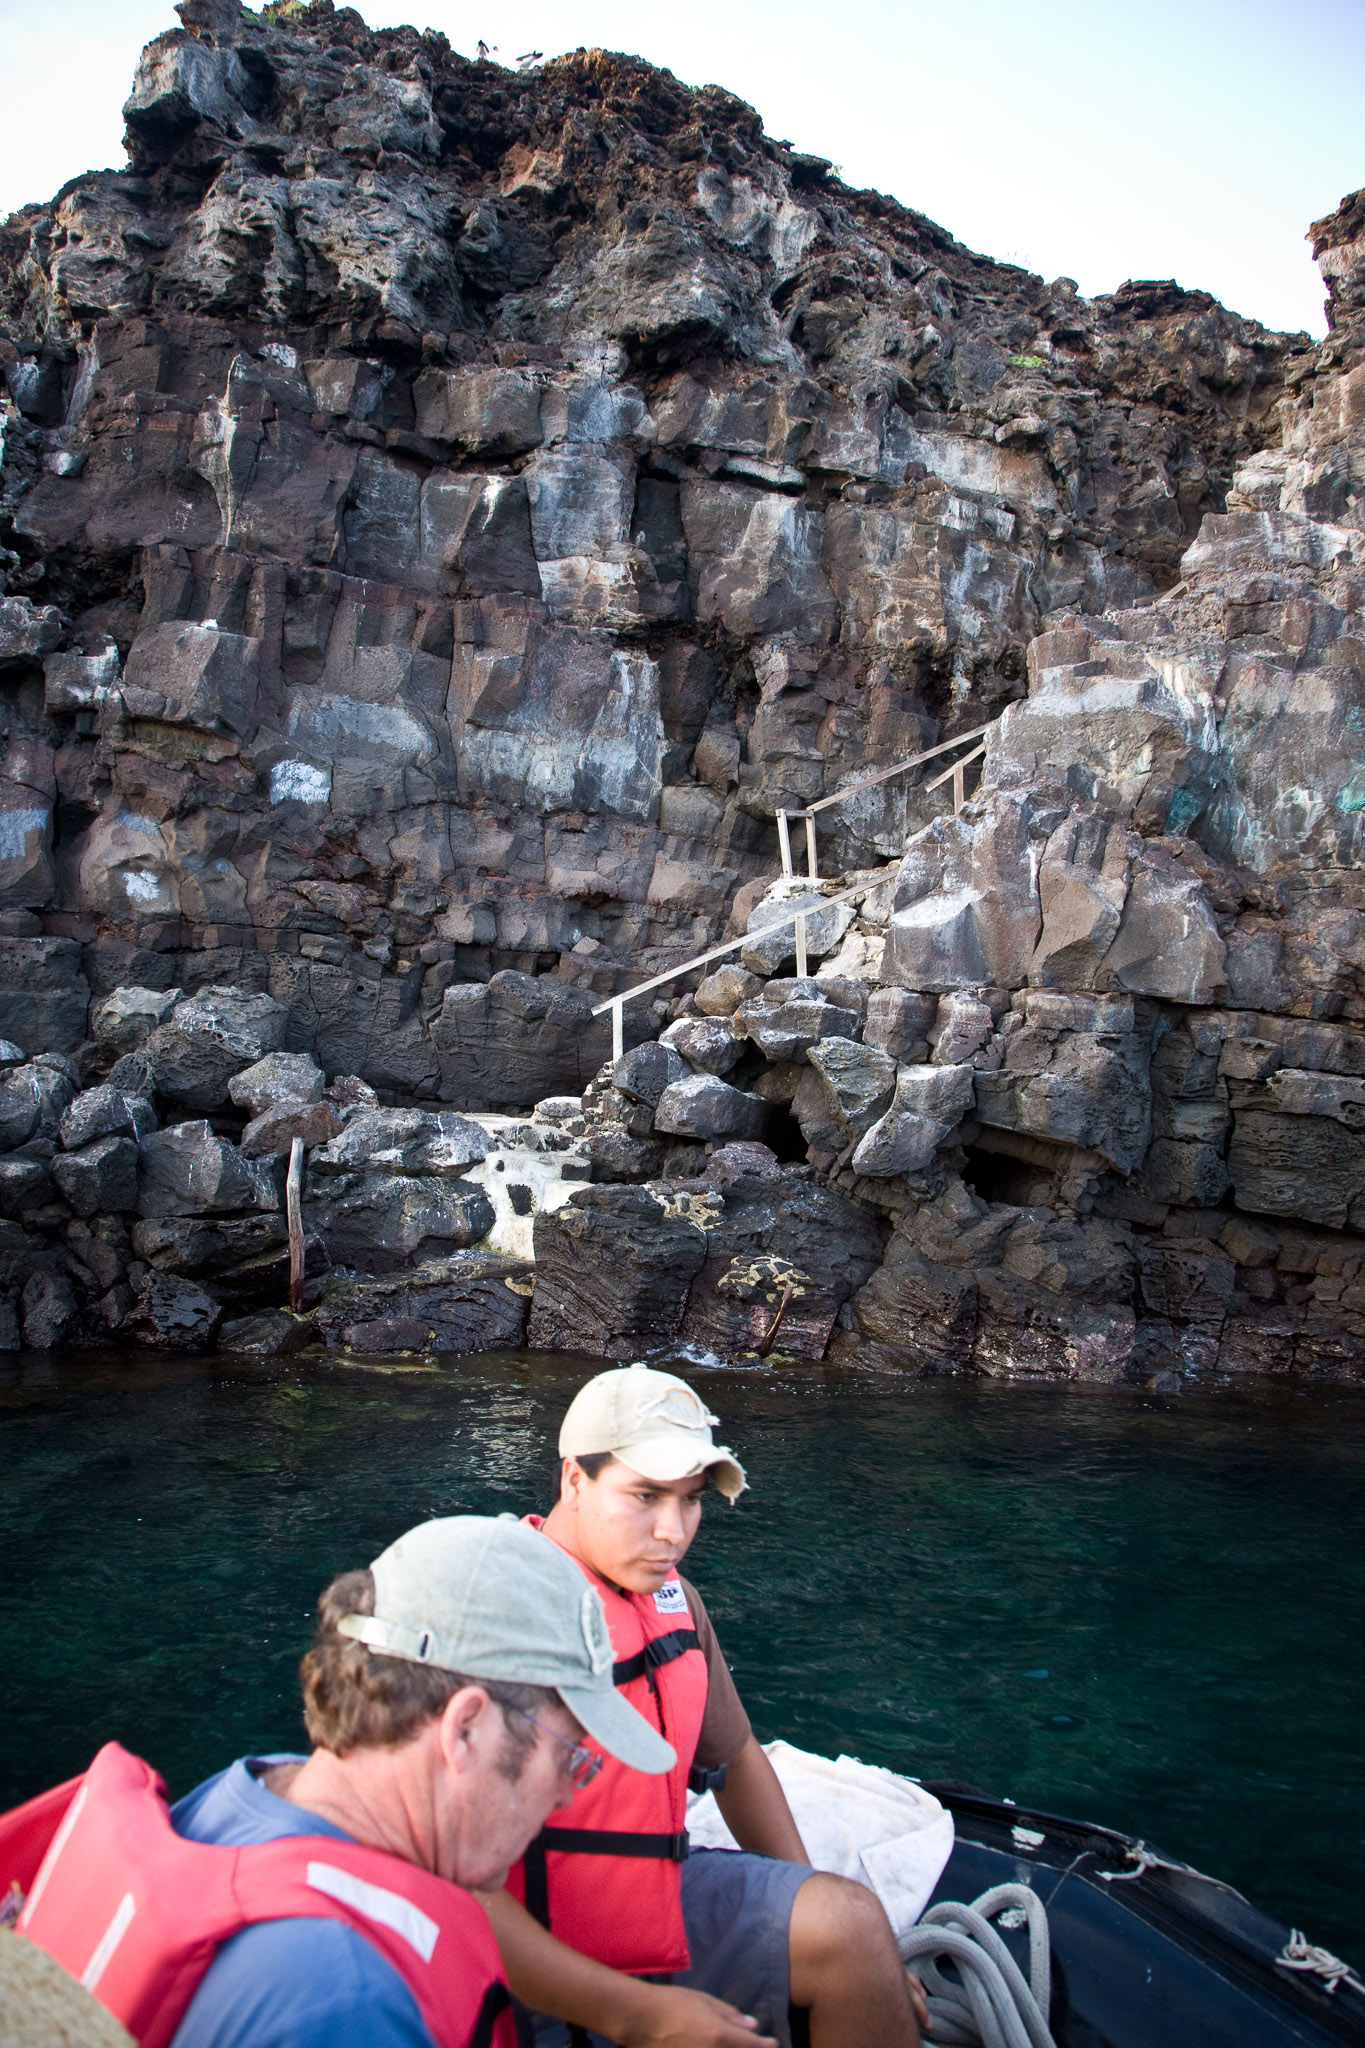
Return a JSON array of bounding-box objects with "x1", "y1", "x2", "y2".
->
[
  {"x1": 794, "y1": 1039, "x2": 897, "y2": 1158},
  {"x1": 240, "y1": 1099, "x2": 342, "y2": 1158},
  {"x1": 612, "y1": 1041, "x2": 687, "y2": 1108},
  {"x1": 303, "y1": 1170, "x2": 495, "y2": 1271},
  {"x1": 851, "y1": 1062, "x2": 975, "y2": 1178},
  {"x1": 0, "y1": 1059, "x2": 77, "y2": 1150},
  {"x1": 0, "y1": 1154, "x2": 53, "y2": 1216},
  {"x1": 138, "y1": 1121, "x2": 264, "y2": 1217},
  {"x1": 832, "y1": 1226, "x2": 981, "y2": 1373},
  {"x1": 228, "y1": 1051, "x2": 325, "y2": 1115},
  {"x1": 141, "y1": 987, "x2": 288, "y2": 1114},
  {"x1": 653, "y1": 1073, "x2": 767, "y2": 1142},
  {"x1": 659, "y1": 1016, "x2": 744, "y2": 1077},
  {"x1": 863, "y1": 987, "x2": 936, "y2": 1064},
  {"x1": 21, "y1": 1270, "x2": 78, "y2": 1350},
  {"x1": 60, "y1": 1085, "x2": 156, "y2": 1151},
  {"x1": 694, "y1": 965, "x2": 762, "y2": 1016},
  {"x1": 131, "y1": 1213, "x2": 288, "y2": 1277},
  {"x1": 738, "y1": 994, "x2": 862, "y2": 1064},
  {"x1": 314, "y1": 1251, "x2": 534, "y2": 1354},
  {"x1": 310, "y1": 1108, "x2": 488, "y2": 1176},
  {"x1": 930, "y1": 994, "x2": 995, "y2": 1066},
  {"x1": 89, "y1": 985, "x2": 182, "y2": 1056},
  {"x1": 122, "y1": 1269, "x2": 222, "y2": 1349},
  {"x1": 218, "y1": 1309, "x2": 313, "y2": 1356},
  {"x1": 51, "y1": 1135, "x2": 141, "y2": 1217},
  {"x1": 528, "y1": 1185, "x2": 707, "y2": 1357}
]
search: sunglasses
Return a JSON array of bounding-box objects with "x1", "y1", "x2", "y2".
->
[{"x1": 510, "y1": 1708, "x2": 603, "y2": 1789}]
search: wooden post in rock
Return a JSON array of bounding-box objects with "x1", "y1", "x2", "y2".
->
[
  {"x1": 804, "y1": 813, "x2": 818, "y2": 881},
  {"x1": 794, "y1": 913, "x2": 808, "y2": 980},
  {"x1": 776, "y1": 810, "x2": 794, "y2": 876},
  {"x1": 287, "y1": 1136, "x2": 305, "y2": 1314},
  {"x1": 612, "y1": 997, "x2": 624, "y2": 1065},
  {"x1": 953, "y1": 758, "x2": 966, "y2": 813}
]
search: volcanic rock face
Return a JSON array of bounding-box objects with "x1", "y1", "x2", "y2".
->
[{"x1": 0, "y1": 0, "x2": 1363, "y2": 1378}]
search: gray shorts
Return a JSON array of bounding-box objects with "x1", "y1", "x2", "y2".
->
[{"x1": 528, "y1": 1847, "x2": 814, "y2": 2048}]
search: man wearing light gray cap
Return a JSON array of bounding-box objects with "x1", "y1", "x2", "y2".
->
[
  {"x1": 15, "y1": 1514, "x2": 682, "y2": 2048},
  {"x1": 484, "y1": 1367, "x2": 924, "y2": 2048}
]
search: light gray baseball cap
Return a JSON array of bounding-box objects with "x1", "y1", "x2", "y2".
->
[
  {"x1": 559, "y1": 1365, "x2": 747, "y2": 1500},
  {"x1": 335, "y1": 1515, "x2": 674, "y2": 1774}
]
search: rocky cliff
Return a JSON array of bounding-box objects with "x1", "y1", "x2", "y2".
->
[{"x1": 0, "y1": 0, "x2": 1361, "y2": 1380}]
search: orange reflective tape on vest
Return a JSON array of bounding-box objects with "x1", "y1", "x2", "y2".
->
[
  {"x1": 0, "y1": 1743, "x2": 514, "y2": 2048},
  {"x1": 507, "y1": 1518, "x2": 709, "y2": 1975}
]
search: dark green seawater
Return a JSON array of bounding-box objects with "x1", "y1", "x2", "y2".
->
[{"x1": 1, "y1": 1351, "x2": 1362, "y2": 1965}]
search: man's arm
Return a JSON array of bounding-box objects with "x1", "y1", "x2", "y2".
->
[
  {"x1": 713, "y1": 1735, "x2": 809, "y2": 1864},
  {"x1": 479, "y1": 1888, "x2": 776, "y2": 2048}
]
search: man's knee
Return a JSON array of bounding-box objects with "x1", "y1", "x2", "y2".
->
[{"x1": 790, "y1": 1872, "x2": 898, "y2": 1978}]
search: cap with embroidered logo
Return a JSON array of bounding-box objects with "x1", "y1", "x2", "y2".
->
[
  {"x1": 335, "y1": 1514, "x2": 674, "y2": 1774},
  {"x1": 559, "y1": 1365, "x2": 747, "y2": 1501}
]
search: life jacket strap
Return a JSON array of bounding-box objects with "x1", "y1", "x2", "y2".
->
[
  {"x1": 686, "y1": 1761, "x2": 728, "y2": 1796},
  {"x1": 611, "y1": 1627, "x2": 699, "y2": 1691},
  {"x1": 531, "y1": 1825, "x2": 691, "y2": 1862}
]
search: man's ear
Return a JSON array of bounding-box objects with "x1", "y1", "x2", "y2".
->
[
  {"x1": 560, "y1": 1456, "x2": 583, "y2": 1510},
  {"x1": 438, "y1": 1684, "x2": 492, "y2": 1774}
]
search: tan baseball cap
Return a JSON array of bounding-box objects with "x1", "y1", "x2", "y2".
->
[
  {"x1": 336, "y1": 1515, "x2": 675, "y2": 1774},
  {"x1": 559, "y1": 1366, "x2": 747, "y2": 1501}
]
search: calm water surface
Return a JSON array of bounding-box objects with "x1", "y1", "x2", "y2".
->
[{"x1": 1, "y1": 1350, "x2": 1361, "y2": 1964}]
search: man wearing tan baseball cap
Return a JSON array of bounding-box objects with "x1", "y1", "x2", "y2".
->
[{"x1": 482, "y1": 1366, "x2": 925, "y2": 2048}]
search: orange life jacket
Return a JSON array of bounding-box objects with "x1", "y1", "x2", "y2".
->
[
  {"x1": 505, "y1": 1518, "x2": 713, "y2": 1975},
  {"x1": 0, "y1": 1742, "x2": 515, "y2": 2048}
]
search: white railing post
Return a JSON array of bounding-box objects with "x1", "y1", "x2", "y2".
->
[
  {"x1": 794, "y1": 914, "x2": 808, "y2": 980},
  {"x1": 953, "y1": 759, "x2": 965, "y2": 812},
  {"x1": 611, "y1": 998, "x2": 624, "y2": 1065},
  {"x1": 776, "y1": 810, "x2": 794, "y2": 876},
  {"x1": 804, "y1": 813, "x2": 818, "y2": 881}
]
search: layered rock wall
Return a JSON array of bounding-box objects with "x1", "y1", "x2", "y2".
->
[{"x1": 1, "y1": 0, "x2": 1361, "y2": 1377}]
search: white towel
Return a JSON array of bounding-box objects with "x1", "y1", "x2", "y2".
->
[{"x1": 686, "y1": 1738, "x2": 955, "y2": 1939}]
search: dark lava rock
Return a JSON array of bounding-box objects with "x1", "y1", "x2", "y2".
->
[
  {"x1": 123, "y1": 1269, "x2": 222, "y2": 1350},
  {"x1": 612, "y1": 1041, "x2": 686, "y2": 1108},
  {"x1": 218, "y1": 1309, "x2": 313, "y2": 1356},
  {"x1": 20, "y1": 1270, "x2": 78, "y2": 1349},
  {"x1": 59, "y1": 1084, "x2": 156, "y2": 1151},
  {"x1": 528, "y1": 1185, "x2": 707, "y2": 1357},
  {"x1": 315, "y1": 1251, "x2": 533, "y2": 1354},
  {"x1": 303, "y1": 1170, "x2": 495, "y2": 1273},
  {"x1": 51, "y1": 1135, "x2": 140, "y2": 1217}
]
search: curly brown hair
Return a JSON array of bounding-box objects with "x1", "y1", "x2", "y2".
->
[{"x1": 300, "y1": 1568, "x2": 561, "y2": 1765}]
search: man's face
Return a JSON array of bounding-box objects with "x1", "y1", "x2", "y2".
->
[
  {"x1": 560, "y1": 1457, "x2": 707, "y2": 1595},
  {"x1": 436, "y1": 1694, "x2": 586, "y2": 1891}
]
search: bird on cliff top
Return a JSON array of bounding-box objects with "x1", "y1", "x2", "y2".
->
[
  {"x1": 516, "y1": 51, "x2": 544, "y2": 69},
  {"x1": 476, "y1": 39, "x2": 495, "y2": 58}
]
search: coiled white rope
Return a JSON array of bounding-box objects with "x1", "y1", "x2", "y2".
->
[{"x1": 898, "y1": 1884, "x2": 1055, "y2": 2048}]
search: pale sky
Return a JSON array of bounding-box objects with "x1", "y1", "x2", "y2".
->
[{"x1": 1, "y1": 0, "x2": 1361, "y2": 337}]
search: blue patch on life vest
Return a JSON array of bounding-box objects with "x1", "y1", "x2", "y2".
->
[{"x1": 652, "y1": 1581, "x2": 688, "y2": 1614}]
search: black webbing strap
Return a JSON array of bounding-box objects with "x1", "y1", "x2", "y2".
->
[
  {"x1": 528, "y1": 1824, "x2": 691, "y2": 1862},
  {"x1": 611, "y1": 1626, "x2": 699, "y2": 1690},
  {"x1": 469, "y1": 1981, "x2": 513, "y2": 2048},
  {"x1": 522, "y1": 1830, "x2": 551, "y2": 1928}
]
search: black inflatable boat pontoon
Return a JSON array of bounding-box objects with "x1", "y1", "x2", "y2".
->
[{"x1": 922, "y1": 1784, "x2": 1364, "y2": 2047}]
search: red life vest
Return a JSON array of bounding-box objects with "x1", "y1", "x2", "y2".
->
[
  {"x1": 505, "y1": 1519, "x2": 711, "y2": 1975},
  {"x1": 0, "y1": 1743, "x2": 514, "y2": 2048}
]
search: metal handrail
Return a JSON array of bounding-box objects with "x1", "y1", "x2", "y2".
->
[
  {"x1": 590, "y1": 873, "x2": 875, "y2": 1062},
  {"x1": 588, "y1": 719, "x2": 996, "y2": 1064},
  {"x1": 778, "y1": 721, "x2": 991, "y2": 880}
]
